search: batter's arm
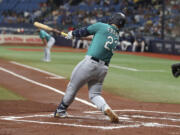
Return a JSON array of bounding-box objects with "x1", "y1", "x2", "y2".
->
[
  {"x1": 72, "y1": 27, "x2": 91, "y2": 37},
  {"x1": 66, "y1": 23, "x2": 99, "y2": 40}
]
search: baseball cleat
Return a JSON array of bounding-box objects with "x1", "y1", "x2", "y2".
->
[
  {"x1": 54, "y1": 109, "x2": 68, "y2": 118},
  {"x1": 104, "y1": 108, "x2": 119, "y2": 123}
]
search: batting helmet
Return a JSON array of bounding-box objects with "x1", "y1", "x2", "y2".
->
[{"x1": 109, "y1": 12, "x2": 126, "y2": 28}]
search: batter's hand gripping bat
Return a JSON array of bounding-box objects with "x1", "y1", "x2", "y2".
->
[{"x1": 33, "y1": 22, "x2": 67, "y2": 37}]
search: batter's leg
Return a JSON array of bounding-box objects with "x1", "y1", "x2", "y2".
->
[
  {"x1": 88, "y1": 81, "x2": 109, "y2": 111},
  {"x1": 88, "y1": 66, "x2": 119, "y2": 123},
  {"x1": 55, "y1": 58, "x2": 95, "y2": 117},
  {"x1": 88, "y1": 81, "x2": 119, "y2": 123}
]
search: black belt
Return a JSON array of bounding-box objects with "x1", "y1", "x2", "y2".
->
[{"x1": 91, "y1": 57, "x2": 109, "y2": 66}]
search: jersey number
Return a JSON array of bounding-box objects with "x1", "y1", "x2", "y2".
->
[{"x1": 104, "y1": 36, "x2": 113, "y2": 51}]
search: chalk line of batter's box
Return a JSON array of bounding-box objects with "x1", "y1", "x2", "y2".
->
[
  {"x1": 0, "y1": 66, "x2": 96, "y2": 108},
  {"x1": 85, "y1": 109, "x2": 180, "y2": 115},
  {"x1": 0, "y1": 64, "x2": 180, "y2": 130},
  {"x1": 0, "y1": 114, "x2": 140, "y2": 130},
  {"x1": 1, "y1": 112, "x2": 180, "y2": 130},
  {"x1": 85, "y1": 109, "x2": 180, "y2": 122},
  {"x1": 10, "y1": 61, "x2": 65, "y2": 79}
]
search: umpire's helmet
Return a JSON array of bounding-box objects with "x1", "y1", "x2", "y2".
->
[{"x1": 109, "y1": 12, "x2": 126, "y2": 29}]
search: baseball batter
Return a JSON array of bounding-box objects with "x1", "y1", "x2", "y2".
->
[
  {"x1": 38, "y1": 29, "x2": 55, "y2": 62},
  {"x1": 54, "y1": 12, "x2": 126, "y2": 123}
]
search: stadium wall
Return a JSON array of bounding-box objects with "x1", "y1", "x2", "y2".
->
[
  {"x1": 149, "y1": 40, "x2": 180, "y2": 55},
  {"x1": 0, "y1": 34, "x2": 43, "y2": 45},
  {"x1": 1, "y1": 33, "x2": 180, "y2": 56},
  {"x1": 0, "y1": 34, "x2": 73, "y2": 47}
]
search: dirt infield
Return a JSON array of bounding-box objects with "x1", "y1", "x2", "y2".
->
[{"x1": 1, "y1": 48, "x2": 180, "y2": 135}]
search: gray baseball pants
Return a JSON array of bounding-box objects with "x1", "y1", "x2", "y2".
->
[
  {"x1": 44, "y1": 37, "x2": 55, "y2": 61},
  {"x1": 62, "y1": 55, "x2": 110, "y2": 112}
]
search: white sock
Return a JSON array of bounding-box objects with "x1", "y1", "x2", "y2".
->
[{"x1": 91, "y1": 95, "x2": 110, "y2": 112}]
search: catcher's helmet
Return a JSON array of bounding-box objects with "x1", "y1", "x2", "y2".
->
[{"x1": 109, "y1": 12, "x2": 126, "y2": 28}]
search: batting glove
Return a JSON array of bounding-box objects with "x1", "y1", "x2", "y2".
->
[{"x1": 66, "y1": 31, "x2": 73, "y2": 40}]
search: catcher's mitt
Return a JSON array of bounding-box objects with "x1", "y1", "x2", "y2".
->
[{"x1": 171, "y1": 63, "x2": 180, "y2": 78}]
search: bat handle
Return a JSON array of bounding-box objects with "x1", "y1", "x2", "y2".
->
[
  {"x1": 61, "y1": 32, "x2": 68, "y2": 37},
  {"x1": 52, "y1": 29, "x2": 61, "y2": 34},
  {"x1": 52, "y1": 29, "x2": 68, "y2": 37}
]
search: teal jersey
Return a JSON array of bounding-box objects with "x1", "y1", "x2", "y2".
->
[
  {"x1": 39, "y1": 30, "x2": 51, "y2": 41},
  {"x1": 86, "y1": 22, "x2": 119, "y2": 63}
]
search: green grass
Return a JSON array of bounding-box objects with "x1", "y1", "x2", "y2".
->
[
  {"x1": 0, "y1": 86, "x2": 25, "y2": 100},
  {"x1": 0, "y1": 46, "x2": 180, "y2": 103},
  {"x1": 105, "y1": 53, "x2": 180, "y2": 103}
]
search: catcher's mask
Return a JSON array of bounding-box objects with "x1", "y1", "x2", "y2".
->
[{"x1": 108, "y1": 12, "x2": 126, "y2": 29}]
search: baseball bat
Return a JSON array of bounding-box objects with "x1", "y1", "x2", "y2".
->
[{"x1": 33, "y1": 22, "x2": 68, "y2": 37}]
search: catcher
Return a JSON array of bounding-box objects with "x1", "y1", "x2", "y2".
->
[{"x1": 171, "y1": 63, "x2": 180, "y2": 78}]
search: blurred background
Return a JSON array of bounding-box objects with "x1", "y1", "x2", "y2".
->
[{"x1": 0, "y1": 0, "x2": 180, "y2": 54}]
